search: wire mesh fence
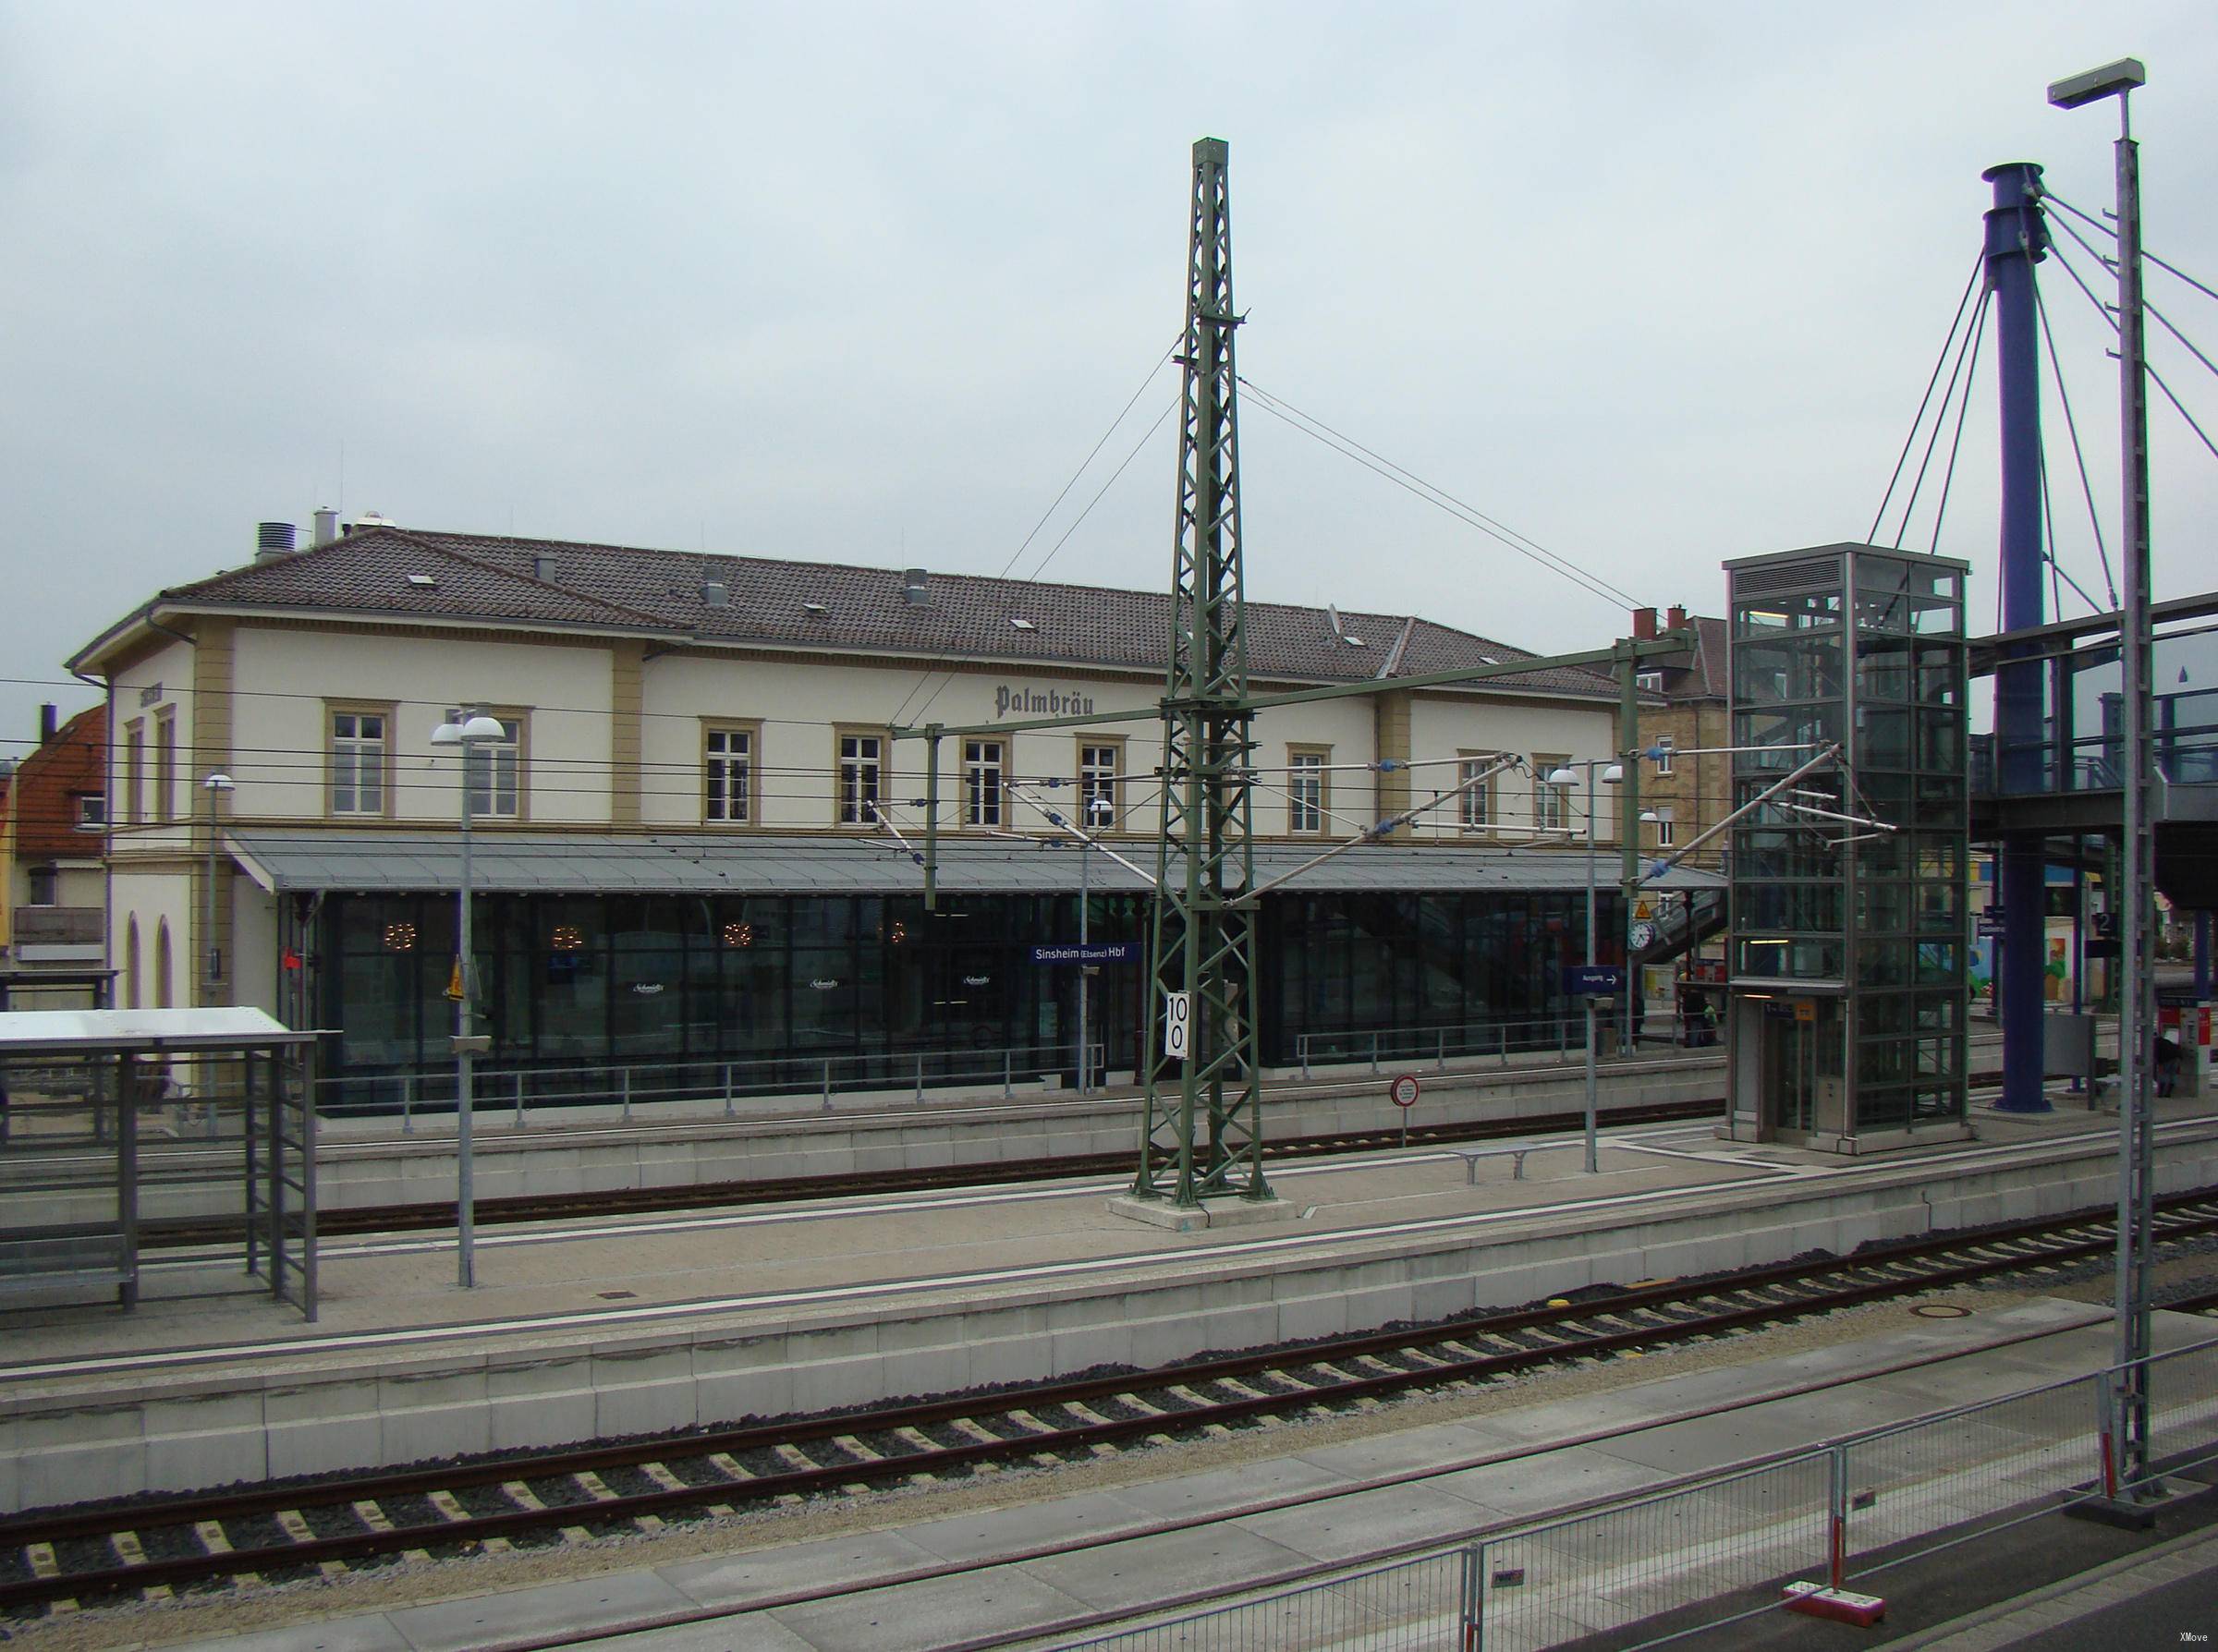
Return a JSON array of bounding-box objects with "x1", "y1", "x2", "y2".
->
[
  {"x1": 1057, "y1": 1549, "x2": 1470, "y2": 1652},
  {"x1": 1044, "y1": 1333, "x2": 2218, "y2": 1652},
  {"x1": 1470, "y1": 1452, "x2": 1830, "y2": 1651}
]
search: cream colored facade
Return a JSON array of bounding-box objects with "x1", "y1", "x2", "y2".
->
[{"x1": 86, "y1": 598, "x2": 1630, "y2": 1022}]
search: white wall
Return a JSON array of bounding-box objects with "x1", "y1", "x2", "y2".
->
[
  {"x1": 230, "y1": 627, "x2": 618, "y2": 825},
  {"x1": 1406, "y1": 693, "x2": 1622, "y2": 843}
]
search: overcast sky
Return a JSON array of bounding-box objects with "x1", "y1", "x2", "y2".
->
[{"x1": 4, "y1": 1, "x2": 2214, "y2": 757}]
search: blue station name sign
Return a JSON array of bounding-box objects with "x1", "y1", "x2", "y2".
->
[
  {"x1": 1559, "y1": 965, "x2": 1624, "y2": 997},
  {"x1": 1028, "y1": 942, "x2": 1142, "y2": 966}
]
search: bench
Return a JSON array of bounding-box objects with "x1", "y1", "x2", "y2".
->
[{"x1": 1448, "y1": 1143, "x2": 1547, "y2": 1184}]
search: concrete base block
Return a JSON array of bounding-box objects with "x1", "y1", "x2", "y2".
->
[
  {"x1": 1104, "y1": 1194, "x2": 1302, "y2": 1231},
  {"x1": 2065, "y1": 1482, "x2": 2183, "y2": 1530}
]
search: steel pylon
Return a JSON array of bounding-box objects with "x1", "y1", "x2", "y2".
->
[{"x1": 1133, "y1": 137, "x2": 1271, "y2": 1208}]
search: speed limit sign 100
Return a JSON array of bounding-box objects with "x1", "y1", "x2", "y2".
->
[{"x1": 1389, "y1": 1074, "x2": 1420, "y2": 1108}]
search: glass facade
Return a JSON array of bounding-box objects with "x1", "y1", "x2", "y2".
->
[
  {"x1": 316, "y1": 885, "x2": 1620, "y2": 1106},
  {"x1": 1726, "y1": 545, "x2": 1969, "y2": 1139}
]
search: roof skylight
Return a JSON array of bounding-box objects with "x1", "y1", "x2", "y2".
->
[
  {"x1": 407, "y1": 574, "x2": 438, "y2": 588},
  {"x1": 1009, "y1": 617, "x2": 1036, "y2": 631}
]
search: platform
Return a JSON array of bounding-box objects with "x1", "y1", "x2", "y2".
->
[
  {"x1": 0, "y1": 1084, "x2": 2212, "y2": 1514},
  {"x1": 51, "y1": 1301, "x2": 2218, "y2": 1652}
]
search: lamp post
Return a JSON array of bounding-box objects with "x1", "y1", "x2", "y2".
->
[
  {"x1": 201, "y1": 773, "x2": 234, "y2": 993},
  {"x1": 2049, "y1": 53, "x2": 2156, "y2": 1500},
  {"x1": 432, "y1": 707, "x2": 506, "y2": 1290},
  {"x1": 1547, "y1": 760, "x2": 1622, "y2": 1173},
  {"x1": 1078, "y1": 795, "x2": 1114, "y2": 1094}
]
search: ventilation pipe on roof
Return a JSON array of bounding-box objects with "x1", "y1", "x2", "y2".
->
[
  {"x1": 311, "y1": 508, "x2": 339, "y2": 548},
  {"x1": 38, "y1": 703, "x2": 58, "y2": 746},
  {"x1": 254, "y1": 521, "x2": 298, "y2": 563},
  {"x1": 702, "y1": 579, "x2": 729, "y2": 608},
  {"x1": 902, "y1": 568, "x2": 930, "y2": 606}
]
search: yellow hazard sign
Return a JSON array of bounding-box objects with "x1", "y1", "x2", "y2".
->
[{"x1": 445, "y1": 959, "x2": 465, "y2": 1002}]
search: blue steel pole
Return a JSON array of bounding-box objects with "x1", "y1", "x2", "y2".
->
[{"x1": 1985, "y1": 161, "x2": 2053, "y2": 1113}]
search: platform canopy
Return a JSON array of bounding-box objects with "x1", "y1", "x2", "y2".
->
[
  {"x1": 0, "y1": 1006, "x2": 316, "y2": 1057},
  {"x1": 226, "y1": 828, "x2": 1726, "y2": 899}
]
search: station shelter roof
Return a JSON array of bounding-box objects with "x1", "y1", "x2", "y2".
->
[{"x1": 227, "y1": 829, "x2": 1726, "y2": 900}]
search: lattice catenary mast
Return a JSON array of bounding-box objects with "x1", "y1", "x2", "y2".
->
[{"x1": 1132, "y1": 138, "x2": 1271, "y2": 1209}]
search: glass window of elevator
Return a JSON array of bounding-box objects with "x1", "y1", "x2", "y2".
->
[{"x1": 1726, "y1": 544, "x2": 1969, "y2": 1140}]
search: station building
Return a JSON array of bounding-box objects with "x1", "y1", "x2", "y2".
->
[{"x1": 66, "y1": 519, "x2": 1715, "y2": 1105}]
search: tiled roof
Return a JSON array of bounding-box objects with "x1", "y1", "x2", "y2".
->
[
  {"x1": 152, "y1": 526, "x2": 1633, "y2": 701},
  {"x1": 10, "y1": 706, "x2": 105, "y2": 859},
  {"x1": 1646, "y1": 614, "x2": 1729, "y2": 701}
]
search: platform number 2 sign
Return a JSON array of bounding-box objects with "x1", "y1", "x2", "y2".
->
[{"x1": 1163, "y1": 990, "x2": 1191, "y2": 1060}]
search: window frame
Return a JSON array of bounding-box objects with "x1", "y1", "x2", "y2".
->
[
  {"x1": 74, "y1": 794, "x2": 106, "y2": 832},
  {"x1": 1652, "y1": 734, "x2": 1676, "y2": 777},
  {"x1": 701, "y1": 718, "x2": 762, "y2": 827},
  {"x1": 443, "y1": 706, "x2": 528, "y2": 821},
  {"x1": 1532, "y1": 752, "x2": 1570, "y2": 834},
  {"x1": 153, "y1": 711, "x2": 177, "y2": 822},
  {"x1": 1076, "y1": 735, "x2": 1126, "y2": 834},
  {"x1": 1651, "y1": 805, "x2": 1676, "y2": 847},
  {"x1": 963, "y1": 737, "x2": 1005, "y2": 829},
  {"x1": 328, "y1": 701, "x2": 396, "y2": 820},
  {"x1": 835, "y1": 726, "x2": 888, "y2": 827},
  {"x1": 123, "y1": 719, "x2": 145, "y2": 825},
  {"x1": 1286, "y1": 744, "x2": 1331, "y2": 836},
  {"x1": 1456, "y1": 750, "x2": 1493, "y2": 833}
]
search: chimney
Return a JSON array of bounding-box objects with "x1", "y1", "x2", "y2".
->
[
  {"x1": 1666, "y1": 604, "x2": 1688, "y2": 631},
  {"x1": 533, "y1": 553, "x2": 558, "y2": 582},
  {"x1": 38, "y1": 703, "x2": 57, "y2": 746},
  {"x1": 254, "y1": 520, "x2": 298, "y2": 563},
  {"x1": 702, "y1": 579, "x2": 729, "y2": 608},
  {"x1": 1632, "y1": 606, "x2": 1659, "y2": 640},
  {"x1": 312, "y1": 507, "x2": 340, "y2": 547}
]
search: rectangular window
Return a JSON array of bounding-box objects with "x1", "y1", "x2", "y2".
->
[
  {"x1": 1651, "y1": 806, "x2": 1676, "y2": 847},
  {"x1": 1079, "y1": 741, "x2": 1121, "y2": 832},
  {"x1": 124, "y1": 722, "x2": 144, "y2": 824},
  {"x1": 1457, "y1": 756, "x2": 1493, "y2": 832},
  {"x1": 331, "y1": 711, "x2": 388, "y2": 816},
  {"x1": 965, "y1": 739, "x2": 1005, "y2": 827},
  {"x1": 838, "y1": 732, "x2": 883, "y2": 825},
  {"x1": 27, "y1": 866, "x2": 58, "y2": 905},
  {"x1": 1287, "y1": 747, "x2": 1329, "y2": 834},
  {"x1": 1637, "y1": 670, "x2": 1664, "y2": 692},
  {"x1": 1533, "y1": 753, "x2": 1569, "y2": 832},
  {"x1": 704, "y1": 725, "x2": 753, "y2": 823},
  {"x1": 1653, "y1": 735, "x2": 1675, "y2": 776},
  {"x1": 154, "y1": 712, "x2": 177, "y2": 821},
  {"x1": 75, "y1": 794, "x2": 105, "y2": 832},
  {"x1": 447, "y1": 710, "x2": 522, "y2": 819}
]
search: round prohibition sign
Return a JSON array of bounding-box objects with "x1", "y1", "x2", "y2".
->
[{"x1": 1389, "y1": 1074, "x2": 1421, "y2": 1109}]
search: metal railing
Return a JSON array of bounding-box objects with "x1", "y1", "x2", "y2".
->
[
  {"x1": 1292, "y1": 1015, "x2": 1612, "y2": 1079},
  {"x1": 315, "y1": 1039, "x2": 1107, "y2": 1125},
  {"x1": 1054, "y1": 1332, "x2": 2218, "y2": 1652}
]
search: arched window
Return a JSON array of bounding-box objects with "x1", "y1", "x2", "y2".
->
[
  {"x1": 155, "y1": 919, "x2": 173, "y2": 1009},
  {"x1": 125, "y1": 916, "x2": 142, "y2": 1010}
]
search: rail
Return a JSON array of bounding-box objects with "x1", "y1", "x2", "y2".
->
[
  {"x1": 1056, "y1": 1330, "x2": 2218, "y2": 1651},
  {"x1": 314, "y1": 1039, "x2": 1108, "y2": 1125}
]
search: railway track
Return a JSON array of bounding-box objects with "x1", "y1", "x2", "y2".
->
[
  {"x1": 139, "y1": 1096, "x2": 1726, "y2": 1244},
  {"x1": 8, "y1": 1185, "x2": 2216, "y2": 1618}
]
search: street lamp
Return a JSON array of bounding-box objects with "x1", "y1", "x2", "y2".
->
[
  {"x1": 2050, "y1": 52, "x2": 2157, "y2": 1507},
  {"x1": 1078, "y1": 795, "x2": 1115, "y2": 1094},
  {"x1": 201, "y1": 773, "x2": 235, "y2": 990},
  {"x1": 1547, "y1": 760, "x2": 1622, "y2": 1174},
  {"x1": 431, "y1": 707, "x2": 506, "y2": 1289}
]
